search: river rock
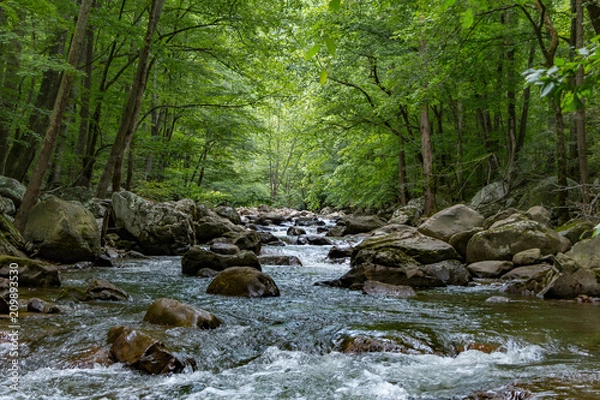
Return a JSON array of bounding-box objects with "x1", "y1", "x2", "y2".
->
[
  {"x1": 258, "y1": 255, "x2": 302, "y2": 266},
  {"x1": 449, "y1": 227, "x2": 483, "y2": 259},
  {"x1": 287, "y1": 226, "x2": 306, "y2": 236},
  {"x1": 566, "y1": 236, "x2": 600, "y2": 270},
  {"x1": 0, "y1": 214, "x2": 26, "y2": 257},
  {"x1": 485, "y1": 296, "x2": 511, "y2": 304},
  {"x1": 512, "y1": 248, "x2": 542, "y2": 266},
  {"x1": 214, "y1": 206, "x2": 242, "y2": 225},
  {"x1": 206, "y1": 266, "x2": 280, "y2": 297},
  {"x1": 537, "y1": 253, "x2": 600, "y2": 299},
  {"x1": 418, "y1": 204, "x2": 484, "y2": 243},
  {"x1": 557, "y1": 220, "x2": 594, "y2": 245},
  {"x1": 143, "y1": 298, "x2": 221, "y2": 329},
  {"x1": 27, "y1": 298, "x2": 60, "y2": 313},
  {"x1": 0, "y1": 176, "x2": 26, "y2": 208},
  {"x1": 297, "y1": 234, "x2": 332, "y2": 246},
  {"x1": 467, "y1": 260, "x2": 514, "y2": 279},
  {"x1": 181, "y1": 247, "x2": 260, "y2": 276},
  {"x1": 482, "y1": 208, "x2": 523, "y2": 230},
  {"x1": 194, "y1": 204, "x2": 245, "y2": 243},
  {"x1": 342, "y1": 215, "x2": 386, "y2": 235},
  {"x1": 257, "y1": 231, "x2": 285, "y2": 246},
  {"x1": 527, "y1": 205, "x2": 551, "y2": 227},
  {"x1": 232, "y1": 230, "x2": 262, "y2": 254},
  {"x1": 85, "y1": 278, "x2": 129, "y2": 301},
  {"x1": 23, "y1": 196, "x2": 101, "y2": 263},
  {"x1": 0, "y1": 256, "x2": 61, "y2": 287},
  {"x1": 420, "y1": 260, "x2": 471, "y2": 286},
  {"x1": 501, "y1": 263, "x2": 553, "y2": 281},
  {"x1": 470, "y1": 181, "x2": 508, "y2": 216},
  {"x1": 362, "y1": 280, "x2": 416, "y2": 298},
  {"x1": 0, "y1": 196, "x2": 15, "y2": 215},
  {"x1": 328, "y1": 244, "x2": 353, "y2": 259},
  {"x1": 108, "y1": 326, "x2": 191, "y2": 374},
  {"x1": 466, "y1": 218, "x2": 571, "y2": 264},
  {"x1": 210, "y1": 243, "x2": 240, "y2": 255},
  {"x1": 328, "y1": 263, "x2": 445, "y2": 290},
  {"x1": 353, "y1": 227, "x2": 461, "y2": 265},
  {"x1": 112, "y1": 191, "x2": 194, "y2": 255}
]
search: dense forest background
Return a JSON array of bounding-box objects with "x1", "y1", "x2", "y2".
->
[{"x1": 1, "y1": 0, "x2": 600, "y2": 222}]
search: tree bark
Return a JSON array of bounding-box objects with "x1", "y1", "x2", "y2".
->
[
  {"x1": 96, "y1": 0, "x2": 165, "y2": 198},
  {"x1": 575, "y1": 0, "x2": 590, "y2": 204},
  {"x1": 14, "y1": 0, "x2": 94, "y2": 232}
]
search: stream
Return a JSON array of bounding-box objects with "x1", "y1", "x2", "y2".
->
[{"x1": 2, "y1": 224, "x2": 600, "y2": 399}]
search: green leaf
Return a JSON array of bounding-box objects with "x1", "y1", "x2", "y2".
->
[
  {"x1": 329, "y1": 0, "x2": 340, "y2": 12},
  {"x1": 320, "y1": 69, "x2": 328, "y2": 85},
  {"x1": 304, "y1": 44, "x2": 321, "y2": 60},
  {"x1": 443, "y1": 0, "x2": 458, "y2": 10},
  {"x1": 461, "y1": 8, "x2": 474, "y2": 29},
  {"x1": 554, "y1": 57, "x2": 565, "y2": 67},
  {"x1": 325, "y1": 37, "x2": 336, "y2": 56}
]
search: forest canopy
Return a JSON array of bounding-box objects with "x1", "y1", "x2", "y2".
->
[{"x1": 1, "y1": 0, "x2": 599, "y2": 222}]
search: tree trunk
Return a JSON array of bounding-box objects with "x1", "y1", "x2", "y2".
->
[
  {"x1": 587, "y1": 1, "x2": 600, "y2": 34},
  {"x1": 14, "y1": 0, "x2": 94, "y2": 232},
  {"x1": 553, "y1": 99, "x2": 569, "y2": 225},
  {"x1": 4, "y1": 34, "x2": 65, "y2": 181},
  {"x1": 575, "y1": 0, "x2": 590, "y2": 204},
  {"x1": 95, "y1": 0, "x2": 165, "y2": 198},
  {"x1": 420, "y1": 103, "x2": 435, "y2": 216}
]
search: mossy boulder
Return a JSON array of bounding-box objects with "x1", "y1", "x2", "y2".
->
[
  {"x1": 206, "y1": 266, "x2": 280, "y2": 298},
  {"x1": 0, "y1": 255, "x2": 61, "y2": 287},
  {"x1": 466, "y1": 219, "x2": 570, "y2": 264},
  {"x1": 418, "y1": 204, "x2": 484, "y2": 243},
  {"x1": 0, "y1": 214, "x2": 26, "y2": 257},
  {"x1": 143, "y1": 298, "x2": 222, "y2": 329},
  {"x1": 23, "y1": 196, "x2": 101, "y2": 263},
  {"x1": 566, "y1": 236, "x2": 600, "y2": 270}
]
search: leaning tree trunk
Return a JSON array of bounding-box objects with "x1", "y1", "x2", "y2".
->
[
  {"x1": 14, "y1": 0, "x2": 94, "y2": 232},
  {"x1": 95, "y1": 0, "x2": 165, "y2": 198}
]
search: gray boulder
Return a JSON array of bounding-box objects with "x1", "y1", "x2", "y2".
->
[
  {"x1": 527, "y1": 206, "x2": 551, "y2": 227},
  {"x1": 258, "y1": 255, "x2": 302, "y2": 266},
  {"x1": 538, "y1": 254, "x2": 600, "y2": 299},
  {"x1": 112, "y1": 191, "x2": 194, "y2": 255},
  {"x1": 342, "y1": 215, "x2": 386, "y2": 235},
  {"x1": 85, "y1": 278, "x2": 129, "y2": 301},
  {"x1": 353, "y1": 227, "x2": 461, "y2": 265},
  {"x1": 0, "y1": 176, "x2": 26, "y2": 208},
  {"x1": 470, "y1": 181, "x2": 508, "y2": 216},
  {"x1": 328, "y1": 262, "x2": 446, "y2": 290},
  {"x1": 501, "y1": 264, "x2": 553, "y2": 281},
  {"x1": 143, "y1": 298, "x2": 221, "y2": 329},
  {"x1": 418, "y1": 204, "x2": 484, "y2": 243},
  {"x1": 181, "y1": 247, "x2": 260, "y2": 276},
  {"x1": 420, "y1": 260, "x2": 470, "y2": 286},
  {"x1": 214, "y1": 206, "x2": 242, "y2": 225},
  {"x1": 557, "y1": 220, "x2": 595, "y2": 245},
  {"x1": 23, "y1": 196, "x2": 101, "y2": 263},
  {"x1": 512, "y1": 248, "x2": 542, "y2": 266},
  {"x1": 467, "y1": 260, "x2": 514, "y2": 279},
  {"x1": 466, "y1": 219, "x2": 570, "y2": 264},
  {"x1": 566, "y1": 236, "x2": 600, "y2": 270},
  {"x1": 206, "y1": 266, "x2": 280, "y2": 298},
  {"x1": 0, "y1": 196, "x2": 15, "y2": 215}
]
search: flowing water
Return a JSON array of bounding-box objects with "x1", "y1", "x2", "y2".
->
[{"x1": 2, "y1": 225, "x2": 600, "y2": 399}]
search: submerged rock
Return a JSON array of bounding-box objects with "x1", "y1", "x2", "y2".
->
[
  {"x1": 361, "y1": 280, "x2": 416, "y2": 298},
  {"x1": 23, "y1": 196, "x2": 101, "y2": 263},
  {"x1": 27, "y1": 298, "x2": 60, "y2": 313},
  {"x1": 143, "y1": 298, "x2": 221, "y2": 329},
  {"x1": 108, "y1": 326, "x2": 194, "y2": 374},
  {"x1": 206, "y1": 266, "x2": 280, "y2": 298},
  {"x1": 258, "y1": 255, "x2": 303, "y2": 266},
  {"x1": 85, "y1": 278, "x2": 129, "y2": 301}
]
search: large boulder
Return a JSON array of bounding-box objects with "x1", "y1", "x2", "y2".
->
[
  {"x1": 566, "y1": 236, "x2": 600, "y2": 270},
  {"x1": 0, "y1": 256, "x2": 61, "y2": 287},
  {"x1": 143, "y1": 298, "x2": 222, "y2": 329},
  {"x1": 466, "y1": 218, "x2": 571, "y2": 264},
  {"x1": 214, "y1": 206, "x2": 242, "y2": 225},
  {"x1": 418, "y1": 204, "x2": 484, "y2": 243},
  {"x1": 326, "y1": 263, "x2": 446, "y2": 290},
  {"x1": 206, "y1": 266, "x2": 280, "y2": 297},
  {"x1": 557, "y1": 220, "x2": 595, "y2": 245},
  {"x1": 258, "y1": 255, "x2": 303, "y2": 266},
  {"x1": 467, "y1": 260, "x2": 514, "y2": 279},
  {"x1": 112, "y1": 191, "x2": 194, "y2": 255},
  {"x1": 420, "y1": 260, "x2": 471, "y2": 286},
  {"x1": 194, "y1": 205, "x2": 246, "y2": 243},
  {"x1": 470, "y1": 181, "x2": 508, "y2": 216},
  {"x1": 0, "y1": 176, "x2": 26, "y2": 208},
  {"x1": 23, "y1": 196, "x2": 101, "y2": 263},
  {"x1": 181, "y1": 247, "x2": 260, "y2": 276},
  {"x1": 537, "y1": 254, "x2": 600, "y2": 299},
  {"x1": 352, "y1": 226, "x2": 461, "y2": 265},
  {"x1": 85, "y1": 278, "x2": 129, "y2": 301},
  {"x1": 341, "y1": 215, "x2": 386, "y2": 235},
  {"x1": 0, "y1": 214, "x2": 26, "y2": 257},
  {"x1": 107, "y1": 326, "x2": 192, "y2": 374},
  {"x1": 232, "y1": 230, "x2": 262, "y2": 254},
  {"x1": 517, "y1": 176, "x2": 581, "y2": 210}
]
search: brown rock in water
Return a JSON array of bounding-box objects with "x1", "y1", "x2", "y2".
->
[
  {"x1": 467, "y1": 260, "x2": 514, "y2": 279},
  {"x1": 86, "y1": 278, "x2": 129, "y2": 301},
  {"x1": 181, "y1": 247, "x2": 261, "y2": 276},
  {"x1": 27, "y1": 298, "x2": 60, "y2": 313},
  {"x1": 259, "y1": 255, "x2": 303, "y2": 266},
  {"x1": 206, "y1": 266, "x2": 280, "y2": 298},
  {"x1": 0, "y1": 256, "x2": 61, "y2": 287},
  {"x1": 107, "y1": 326, "x2": 192, "y2": 374},
  {"x1": 143, "y1": 298, "x2": 221, "y2": 329}
]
